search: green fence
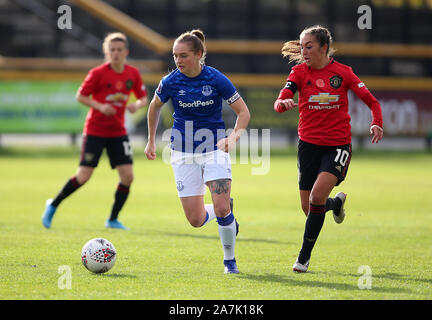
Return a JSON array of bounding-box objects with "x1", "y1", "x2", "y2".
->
[{"x1": 0, "y1": 81, "x2": 86, "y2": 133}]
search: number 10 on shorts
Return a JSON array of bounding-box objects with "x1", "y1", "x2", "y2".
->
[{"x1": 334, "y1": 148, "x2": 350, "y2": 166}]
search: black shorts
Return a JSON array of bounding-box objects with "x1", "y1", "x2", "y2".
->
[
  {"x1": 297, "y1": 139, "x2": 352, "y2": 190},
  {"x1": 80, "y1": 135, "x2": 133, "y2": 169}
]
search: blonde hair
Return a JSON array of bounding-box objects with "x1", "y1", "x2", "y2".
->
[
  {"x1": 281, "y1": 25, "x2": 335, "y2": 64},
  {"x1": 102, "y1": 32, "x2": 129, "y2": 61},
  {"x1": 174, "y1": 29, "x2": 207, "y2": 63}
]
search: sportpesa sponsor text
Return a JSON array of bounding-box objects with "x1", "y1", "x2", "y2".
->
[{"x1": 178, "y1": 99, "x2": 215, "y2": 108}]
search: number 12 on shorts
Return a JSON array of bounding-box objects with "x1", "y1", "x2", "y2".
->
[{"x1": 122, "y1": 141, "x2": 133, "y2": 157}]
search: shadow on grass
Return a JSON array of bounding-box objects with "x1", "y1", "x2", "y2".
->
[
  {"x1": 317, "y1": 271, "x2": 432, "y2": 286},
  {"x1": 91, "y1": 273, "x2": 137, "y2": 279},
  {"x1": 238, "y1": 273, "x2": 413, "y2": 294},
  {"x1": 377, "y1": 272, "x2": 432, "y2": 285},
  {"x1": 156, "y1": 230, "x2": 292, "y2": 245}
]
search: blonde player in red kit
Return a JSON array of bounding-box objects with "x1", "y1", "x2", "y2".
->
[
  {"x1": 274, "y1": 25, "x2": 383, "y2": 273},
  {"x1": 42, "y1": 32, "x2": 148, "y2": 230}
]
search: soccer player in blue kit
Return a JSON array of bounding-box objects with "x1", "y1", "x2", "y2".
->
[{"x1": 144, "y1": 29, "x2": 250, "y2": 274}]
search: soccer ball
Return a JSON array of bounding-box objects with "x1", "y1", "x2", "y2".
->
[{"x1": 81, "y1": 238, "x2": 117, "y2": 273}]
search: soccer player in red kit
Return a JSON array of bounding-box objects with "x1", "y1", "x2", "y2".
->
[
  {"x1": 274, "y1": 25, "x2": 383, "y2": 272},
  {"x1": 42, "y1": 32, "x2": 148, "y2": 230}
]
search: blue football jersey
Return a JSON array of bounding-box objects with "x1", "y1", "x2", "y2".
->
[{"x1": 156, "y1": 65, "x2": 240, "y2": 153}]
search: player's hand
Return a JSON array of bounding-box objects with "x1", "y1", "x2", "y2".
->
[
  {"x1": 274, "y1": 99, "x2": 298, "y2": 112},
  {"x1": 217, "y1": 135, "x2": 236, "y2": 153},
  {"x1": 98, "y1": 103, "x2": 116, "y2": 116},
  {"x1": 144, "y1": 141, "x2": 157, "y2": 160},
  {"x1": 126, "y1": 102, "x2": 139, "y2": 114},
  {"x1": 370, "y1": 125, "x2": 384, "y2": 144}
]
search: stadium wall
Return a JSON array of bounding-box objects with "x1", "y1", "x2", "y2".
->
[{"x1": 1, "y1": 70, "x2": 431, "y2": 150}]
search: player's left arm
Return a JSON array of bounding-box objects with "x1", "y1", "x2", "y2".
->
[
  {"x1": 127, "y1": 74, "x2": 149, "y2": 114},
  {"x1": 348, "y1": 69, "x2": 384, "y2": 143},
  {"x1": 126, "y1": 96, "x2": 148, "y2": 114},
  {"x1": 217, "y1": 96, "x2": 250, "y2": 153}
]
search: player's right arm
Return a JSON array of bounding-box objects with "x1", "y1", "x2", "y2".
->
[
  {"x1": 76, "y1": 67, "x2": 116, "y2": 116},
  {"x1": 76, "y1": 93, "x2": 116, "y2": 116},
  {"x1": 144, "y1": 94, "x2": 164, "y2": 160},
  {"x1": 274, "y1": 97, "x2": 298, "y2": 112},
  {"x1": 274, "y1": 71, "x2": 300, "y2": 112}
]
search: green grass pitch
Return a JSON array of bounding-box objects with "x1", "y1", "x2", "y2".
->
[{"x1": 0, "y1": 146, "x2": 431, "y2": 300}]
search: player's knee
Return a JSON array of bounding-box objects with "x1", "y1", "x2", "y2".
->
[
  {"x1": 187, "y1": 215, "x2": 204, "y2": 228},
  {"x1": 122, "y1": 173, "x2": 134, "y2": 186},
  {"x1": 213, "y1": 201, "x2": 231, "y2": 217},
  {"x1": 76, "y1": 173, "x2": 91, "y2": 185},
  {"x1": 309, "y1": 193, "x2": 326, "y2": 206},
  {"x1": 76, "y1": 166, "x2": 94, "y2": 185}
]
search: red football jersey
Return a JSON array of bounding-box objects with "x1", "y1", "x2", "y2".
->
[
  {"x1": 78, "y1": 62, "x2": 148, "y2": 137},
  {"x1": 277, "y1": 59, "x2": 383, "y2": 146}
]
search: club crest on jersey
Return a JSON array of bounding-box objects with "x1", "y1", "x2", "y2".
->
[
  {"x1": 330, "y1": 75, "x2": 343, "y2": 89},
  {"x1": 125, "y1": 79, "x2": 133, "y2": 90},
  {"x1": 202, "y1": 85, "x2": 213, "y2": 96}
]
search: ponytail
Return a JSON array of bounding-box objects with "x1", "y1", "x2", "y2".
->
[
  {"x1": 281, "y1": 40, "x2": 303, "y2": 64},
  {"x1": 281, "y1": 25, "x2": 335, "y2": 65}
]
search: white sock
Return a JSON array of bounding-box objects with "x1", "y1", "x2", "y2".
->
[
  {"x1": 217, "y1": 212, "x2": 236, "y2": 261},
  {"x1": 202, "y1": 204, "x2": 216, "y2": 226}
]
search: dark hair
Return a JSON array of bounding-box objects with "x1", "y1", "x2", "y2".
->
[
  {"x1": 174, "y1": 29, "x2": 207, "y2": 63},
  {"x1": 281, "y1": 25, "x2": 335, "y2": 64}
]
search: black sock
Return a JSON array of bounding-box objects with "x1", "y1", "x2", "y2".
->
[
  {"x1": 325, "y1": 197, "x2": 342, "y2": 215},
  {"x1": 51, "y1": 176, "x2": 81, "y2": 207},
  {"x1": 298, "y1": 203, "x2": 326, "y2": 264},
  {"x1": 109, "y1": 183, "x2": 130, "y2": 221}
]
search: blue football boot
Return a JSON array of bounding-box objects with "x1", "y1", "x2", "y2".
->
[
  {"x1": 42, "y1": 199, "x2": 56, "y2": 229},
  {"x1": 224, "y1": 258, "x2": 239, "y2": 274},
  {"x1": 105, "y1": 219, "x2": 129, "y2": 230}
]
